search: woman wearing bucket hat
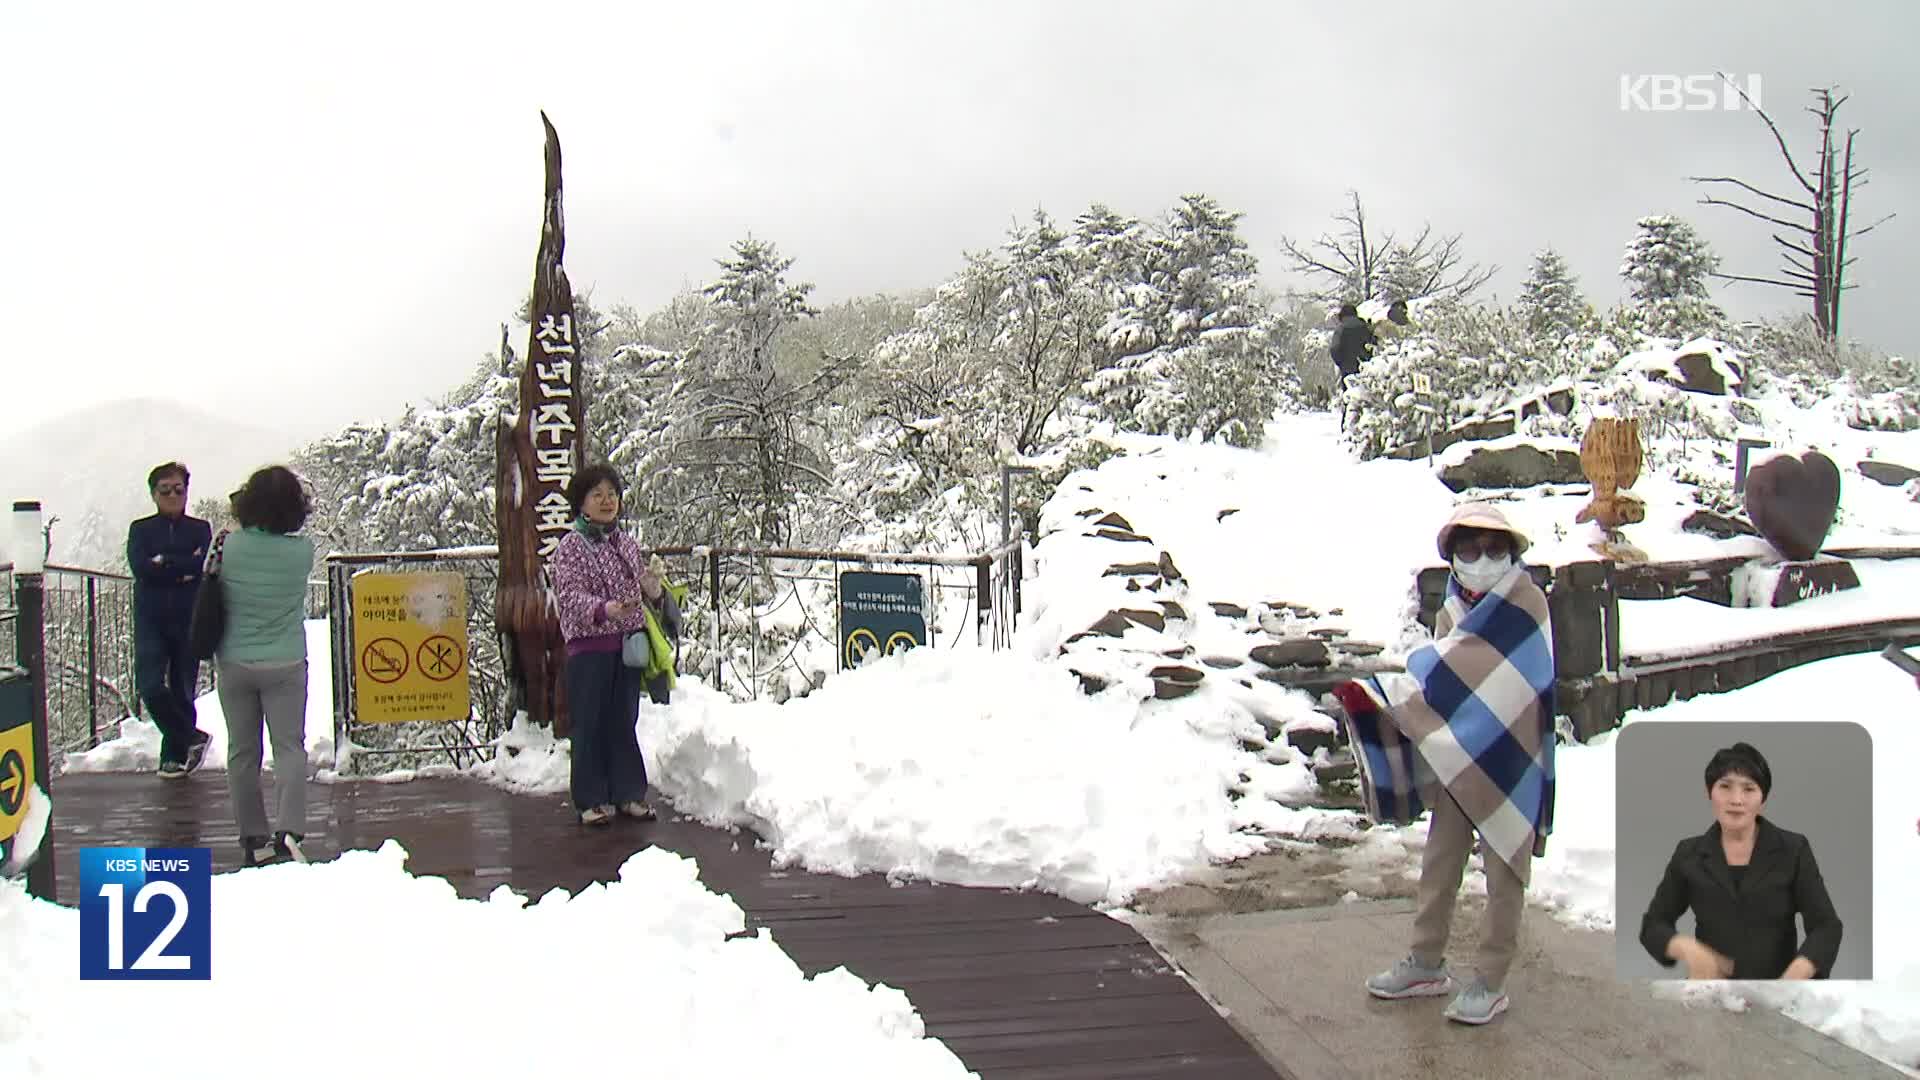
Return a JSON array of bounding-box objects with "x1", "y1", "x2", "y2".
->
[{"x1": 1330, "y1": 502, "x2": 1556, "y2": 1026}]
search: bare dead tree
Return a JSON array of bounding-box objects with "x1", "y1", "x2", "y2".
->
[
  {"x1": 1691, "y1": 78, "x2": 1894, "y2": 340},
  {"x1": 1280, "y1": 190, "x2": 1496, "y2": 303}
]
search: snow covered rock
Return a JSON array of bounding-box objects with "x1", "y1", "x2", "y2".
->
[
  {"x1": 1439, "y1": 438, "x2": 1584, "y2": 491},
  {"x1": 1631, "y1": 339, "x2": 1745, "y2": 396},
  {"x1": 1857, "y1": 459, "x2": 1920, "y2": 488},
  {"x1": 1250, "y1": 641, "x2": 1331, "y2": 668},
  {"x1": 1384, "y1": 414, "x2": 1517, "y2": 461},
  {"x1": 1680, "y1": 508, "x2": 1758, "y2": 540}
]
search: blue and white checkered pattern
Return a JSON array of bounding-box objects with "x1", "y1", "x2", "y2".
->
[{"x1": 1343, "y1": 565, "x2": 1557, "y2": 878}]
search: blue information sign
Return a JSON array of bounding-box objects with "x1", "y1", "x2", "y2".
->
[{"x1": 838, "y1": 571, "x2": 927, "y2": 670}]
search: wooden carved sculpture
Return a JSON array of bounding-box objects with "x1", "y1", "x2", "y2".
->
[
  {"x1": 496, "y1": 112, "x2": 586, "y2": 738},
  {"x1": 1576, "y1": 417, "x2": 1648, "y2": 561}
]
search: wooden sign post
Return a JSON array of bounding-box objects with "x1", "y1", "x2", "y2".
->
[{"x1": 495, "y1": 113, "x2": 587, "y2": 736}]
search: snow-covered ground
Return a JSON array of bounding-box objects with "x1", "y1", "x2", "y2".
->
[
  {"x1": 0, "y1": 843, "x2": 974, "y2": 1079},
  {"x1": 48, "y1": 385, "x2": 1920, "y2": 1073},
  {"x1": 1022, "y1": 414, "x2": 1454, "y2": 648},
  {"x1": 482, "y1": 648, "x2": 1303, "y2": 907}
]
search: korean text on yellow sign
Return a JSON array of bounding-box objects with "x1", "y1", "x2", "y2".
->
[{"x1": 351, "y1": 571, "x2": 471, "y2": 724}]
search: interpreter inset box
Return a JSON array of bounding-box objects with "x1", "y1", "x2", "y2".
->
[{"x1": 1614, "y1": 720, "x2": 1872, "y2": 980}]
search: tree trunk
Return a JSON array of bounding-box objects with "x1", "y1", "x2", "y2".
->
[{"x1": 496, "y1": 112, "x2": 586, "y2": 737}]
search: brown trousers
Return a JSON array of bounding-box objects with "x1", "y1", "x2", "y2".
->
[{"x1": 1410, "y1": 789, "x2": 1527, "y2": 990}]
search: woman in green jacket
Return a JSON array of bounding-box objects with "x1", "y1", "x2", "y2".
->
[{"x1": 214, "y1": 466, "x2": 317, "y2": 866}]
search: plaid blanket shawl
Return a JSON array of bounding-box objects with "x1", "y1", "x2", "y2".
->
[{"x1": 1342, "y1": 564, "x2": 1557, "y2": 882}]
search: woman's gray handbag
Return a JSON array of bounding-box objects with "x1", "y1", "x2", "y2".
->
[{"x1": 621, "y1": 629, "x2": 651, "y2": 669}]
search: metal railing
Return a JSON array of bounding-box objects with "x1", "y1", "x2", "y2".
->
[
  {"x1": 646, "y1": 539, "x2": 1024, "y2": 701},
  {"x1": 1, "y1": 562, "x2": 155, "y2": 761},
  {"x1": 320, "y1": 537, "x2": 1024, "y2": 770},
  {"x1": 6, "y1": 531, "x2": 1025, "y2": 773}
]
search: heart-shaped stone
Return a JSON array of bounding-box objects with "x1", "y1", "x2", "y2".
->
[{"x1": 1744, "y1": 451, "x2": 1841, "y2": 561}]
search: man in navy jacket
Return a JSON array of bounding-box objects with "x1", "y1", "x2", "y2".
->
[{"x1": 127, "y1": 462, "x2": 213, "y2": 777}]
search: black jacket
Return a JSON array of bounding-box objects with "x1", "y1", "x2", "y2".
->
[
  {"x1": 127, "y1": 513, "x2": 213, "y2": 628},
  {"x1": 1329, "y1": 314, "x2": 1375, "y2": 378},
  {"x1": 1639, "y1": 816, "x2": 1843, "y2": 979}
]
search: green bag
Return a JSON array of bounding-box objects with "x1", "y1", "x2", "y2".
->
[{"x1": 643, "y1": 579, "x2": 690, "y2": 688}]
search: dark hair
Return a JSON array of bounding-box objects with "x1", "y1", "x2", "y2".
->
[
  {"x1": 148, "y1": 462, "x2": 190, "y2": 491},
  {"x1": 233, "y1": 466, "x2": 311, "y2": 535},
  {"x1": 565, "y1": 463, "x2": 626, "y2": 518},
  {"x1": 1705, "y1": 742, "x2": 1771, "y2": 799},
  {"x1": 1337, "y1": 302, "x2": 1358, "y2": 319}
]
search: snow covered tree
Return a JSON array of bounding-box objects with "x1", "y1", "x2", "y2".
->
[
  {"x1": 352, "y1": 375, "x2": 514, "y2": 552},
  {"x1": 1085, "y1": 195, "x2": 1281, "y2": 446},
  {"x1": 1516, "y1": 248, "x2": 1592, "y2": 341},
  {"x1": 982, "y1": 210, "x2": 1109, "y2": 455},
  {"x1": 293, "y1": 421, "x2": 388, "y2": 555},
  {"x1": 1339, "y1": 300, "x2": 1563, "y2": 460},
  {"x1": 1620, "y1": 215, "x2": 1725, "y2": 340},
  {"x1": 674, "y1": 237, "x2": 848, "y2": 547},
  {"x1": 849, "y1": 254, "x2": 1004, "y2": 525}
]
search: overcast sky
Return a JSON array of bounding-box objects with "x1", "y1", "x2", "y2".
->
[{"x1": 3, "y1": 0, "x2": 1913, "y2": 447}]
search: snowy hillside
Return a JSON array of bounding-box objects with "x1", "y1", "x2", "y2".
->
[{"x1": 0, "y1": 398, "x2": 296, "y2": 568}]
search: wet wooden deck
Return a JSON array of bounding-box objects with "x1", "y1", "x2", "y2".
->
[{"x1": 45, "y1": 772, "x2": 1277, "y2": 1079}]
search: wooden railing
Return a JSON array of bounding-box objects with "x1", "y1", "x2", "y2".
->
[{"x1": 1417, "y1": 545, "x2": 1920, "y2": 739}]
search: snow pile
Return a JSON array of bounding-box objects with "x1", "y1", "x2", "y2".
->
[
  {"x1": 0, "y1": 843, "x2": 975, "y2": 1079},
  {"x1": 639, "y1": 648, "x2": 1281, "y2": 906},
  {"x1": 470, "y1": 709, "x2": 572, "y2": 794},
  {"x1": 1023, "y1": 416, "x2": 1452, "y2": 652},
  {"x1": 1511, "y1": 728, "x2": 1621, "y2": 931},
  {"x1": 0, "y1": 784, "x2": 50, "y2": 879},
  {"x1": 65, "y1": 620, "x2": 336, "y2": 774}
]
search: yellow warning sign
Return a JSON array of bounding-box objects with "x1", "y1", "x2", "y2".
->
[
  {"x1": 351, "y1": 571, "x2": 471, "y2": 724},
  {"x1": 0, "y1": 706, "x2": 33, "y2": 844}
]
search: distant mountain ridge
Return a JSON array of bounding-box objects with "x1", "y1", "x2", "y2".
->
[{"x1": 0, "y1": 398, "x2": 298, "y2": 570}]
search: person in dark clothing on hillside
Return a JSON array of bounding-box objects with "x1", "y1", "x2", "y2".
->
[
  {"x1": 128, "y1": 462, "x2": 214, "y2": 778},
  {"x1": 1329, "y1": 303, "x2": 1376, "y2": 428},
  {"x1": 1330, "y1": 302, "x2": 1375, "y2": 380}
]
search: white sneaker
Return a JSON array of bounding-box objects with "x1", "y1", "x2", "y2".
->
[
  {"x1": 579, "y1": 805, "x2": 614, "y2": 825},
  {"x1": 1365, "y1": 955, "x2": 1454, "y2": 1000}
]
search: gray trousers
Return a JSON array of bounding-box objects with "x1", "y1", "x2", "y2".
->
[
  {"x1": 1411, "y1": 789, "x2": 1527, "y2": 990},
  {"x1": 216, "y1": 659, "x2": 309, "y2": 840}
]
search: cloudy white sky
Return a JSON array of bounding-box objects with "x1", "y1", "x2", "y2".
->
[{"x1": 2, "y1": 0, "x2": 1913, "y2": 447}]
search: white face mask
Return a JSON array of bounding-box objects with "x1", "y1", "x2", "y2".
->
[{"x1": 1451, "y1": 553, "x2": 1513, "y2": 593}]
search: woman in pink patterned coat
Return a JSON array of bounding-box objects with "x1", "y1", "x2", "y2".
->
[{"x1": 548, "y1": 463, "x2": 669, "y2": 826}]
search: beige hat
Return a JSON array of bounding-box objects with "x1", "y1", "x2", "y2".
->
[{"x1": 1435, "y1": 501, "x2": 1531, "y2": 560}]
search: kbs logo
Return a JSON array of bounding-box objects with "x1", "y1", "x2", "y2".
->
[
  {"x1": 79, "y1": 847, "x2": 211, "y2": 980},
  {"x1": 1620, "y1": 74, "x2": 1763, "y2": 112}
]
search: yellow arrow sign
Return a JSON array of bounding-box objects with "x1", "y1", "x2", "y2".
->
[{"x1": 0, "y1": 744, "x2": 28, "y2": 831}]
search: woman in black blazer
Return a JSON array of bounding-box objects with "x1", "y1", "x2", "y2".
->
[{"x1": 1639, "y1": 742, "x2": 1843, "y2": 980}]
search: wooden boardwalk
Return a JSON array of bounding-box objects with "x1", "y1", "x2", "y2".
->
[{"x1": 45, "y1": 772, "x2": 1277, "y2": 1079}]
